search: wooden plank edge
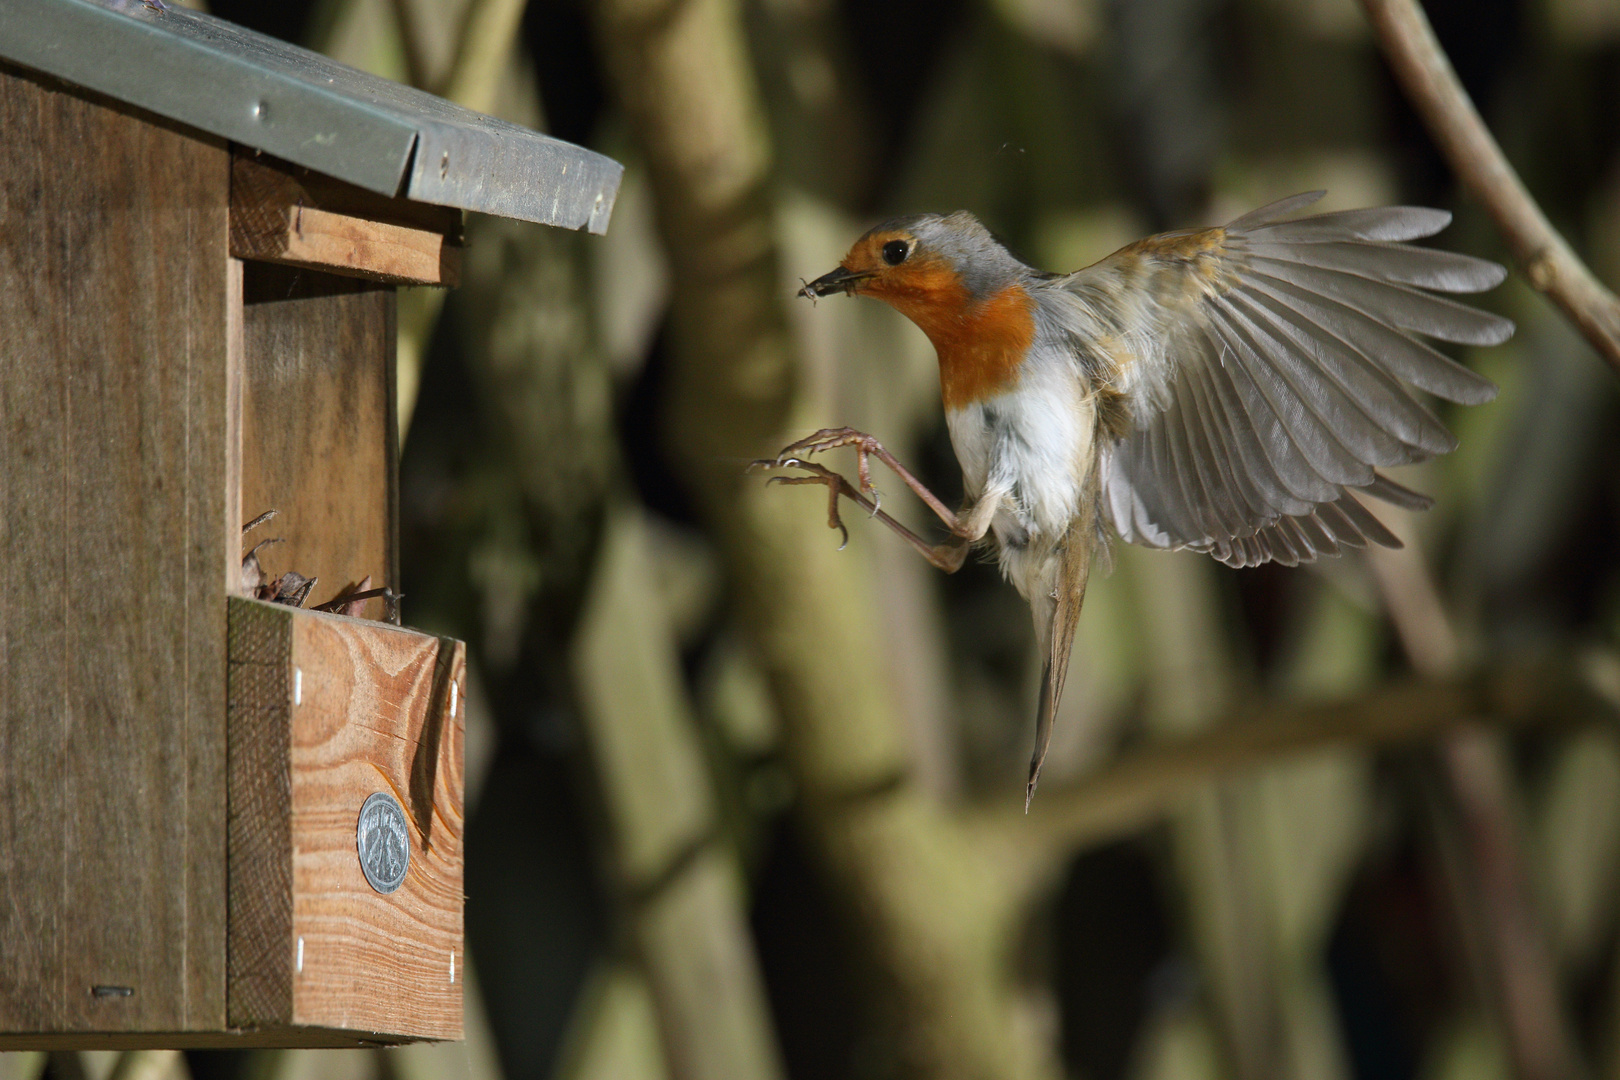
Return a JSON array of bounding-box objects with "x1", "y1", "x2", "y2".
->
[
  {"x1": 230, "y1": 152, "x2": 461, "y2": 287},
  {"x1": 0, "y1": 1026, "x2": 450, "y2": 1050},
  {"x1": 231, "y1": 209, "x2": 461, "y2": 287},
  {"x1": 226, "y1": 598, "x2": 296, "y2": 1028}
]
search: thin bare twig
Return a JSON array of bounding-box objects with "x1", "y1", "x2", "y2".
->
[{"x1": 1359, "y1": 0, "x2": 1620, "y2": 374}]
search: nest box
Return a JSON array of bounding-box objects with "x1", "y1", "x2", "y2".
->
[{"x1": 0, "y1": 0, "x2": 621, "y2": 1048}]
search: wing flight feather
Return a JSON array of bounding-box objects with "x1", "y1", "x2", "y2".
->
[{"x1": 1051, "y1": 192, "x2": 1509, "y2": 568}]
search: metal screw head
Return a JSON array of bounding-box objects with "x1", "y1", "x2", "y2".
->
[{"x1": 356, "y1": 791, "x2": 410, "y2": 894}]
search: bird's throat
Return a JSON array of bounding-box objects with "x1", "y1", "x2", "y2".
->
[{"x1": 885, "y1": 281, "x2": 1036, "y2": 411}]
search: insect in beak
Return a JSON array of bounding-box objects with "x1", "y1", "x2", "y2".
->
[{"x1": 800, "y1": 266, "x2": 874, "y2": 300}]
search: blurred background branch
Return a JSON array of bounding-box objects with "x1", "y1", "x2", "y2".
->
[
  {"x1": 1006, "y1": 654, "x2": 1615, "y2": 878},
  {"x1": 572, "y1": 504, "x2": 786, "y2": 1080},
  {"x1": 587, "y1": 0, "x2": 1060, "y2": 1075},
  {"x1": 368, "y1": 0, "x2": 535, "y2": 437},
  {"x1": 1369, "y1": 526, "x2": 1590, "y2": 1080},
  {"x1": 1359, "y1": 0, "x2": 1620, "y2": 375}
]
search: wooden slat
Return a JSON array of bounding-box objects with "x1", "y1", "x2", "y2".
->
[
  {"x1": 230, "y1": 154, "x2": 462, "y2": 287},
  {"x1": 225, "y1": 256, "x2": 245, "y2": 581},
  {"x1": 225, "y1": 601, "x2": 295, "y2": 1028},
  {"x1": 289, "y1": 607, "x2": 464, "y2": 1039},
  {"x1": 238, "y1": 264, "x2": 397, "y2": 620},
  {"x1": 0, "y1": 60, "x2": 232, "y2": 1033},
  {"x1": 0, "y1": 1028, "x2": 424, "y2": 1050},
  {"x1": 224, "y1": 599, "x2": 464, "y2": 1042}
]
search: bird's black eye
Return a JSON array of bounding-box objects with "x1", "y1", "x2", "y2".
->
[{"x1": 882, "y1": 239, "x2": 910, "y2": 266}]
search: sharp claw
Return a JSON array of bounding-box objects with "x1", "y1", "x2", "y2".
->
[
  {"x1": 755, "y1": 446, "x2": 868, "y2": 555},
  {"x1": 868, "y1": 487, "x2": 882, "y2": 517}
]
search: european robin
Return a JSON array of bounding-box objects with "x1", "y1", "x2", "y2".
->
[{"x1": 757, "y1": 192, "x2": 1512, "y2": 808}]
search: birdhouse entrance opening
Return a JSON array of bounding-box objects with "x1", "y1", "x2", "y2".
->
[{"x1": 237, "y1": 262, "x2": 398, "y2": 623}]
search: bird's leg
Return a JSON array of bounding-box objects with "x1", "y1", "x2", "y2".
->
[
  {"x1": 770, "y1": 427, "x2": 963, "y2": 534},
  {"x1": 752, "y1": 458, "x2": 971, "y2": 573},
  {"x1": 956, "y1": 485, "x2": 1007, "y2": 544}
]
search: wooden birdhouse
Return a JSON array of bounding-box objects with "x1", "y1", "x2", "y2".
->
[{"x1": 0, "y1": 0, "x2": 621, "y2": 1048}]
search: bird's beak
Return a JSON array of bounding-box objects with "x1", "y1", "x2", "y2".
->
[{"x1": 799, "y1": 266, "x2": 874, "y2": 300}]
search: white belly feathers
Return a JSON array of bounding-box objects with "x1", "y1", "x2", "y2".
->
[{"x1": 945, "y1": 352, "x2": 1096, "y2": 596}]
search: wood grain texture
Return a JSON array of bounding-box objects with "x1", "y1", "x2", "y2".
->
[
  {"x1": 226, "y1": 601, "x2": 295, "y2": 1028},
  {"x1": 226, "y1": 257, "x2": 245, "y2": 572},
  {"x1": 290, "y1": 607, "x2": 464, "y2": 1039},
  {"x1": 0, "y1": 61, "x2": 231, "y2": 1034},
  {"x1": 224, "y1": 599, "x2": 464, "y2": 1042},
  {"x1": 230, "y1": 154, "x2": 462, "y2": 287},
  {"x1": 238, "y1": 264, "x2": 398, "y2": 620}
]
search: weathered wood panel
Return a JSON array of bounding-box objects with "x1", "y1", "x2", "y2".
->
[
  {"x1": 225, "y1": 601, "x2": 295, "y2": 1028},
  {"x1": 225, "y1": 599, "x2": 464, "y2": 1041},
  {"x1": 231, "y1": 155, "x2": 462, "y2": 287},
  {"x1": 0, "y1": 61, "x2": 232, "y2": 1032},
  {"x1": 239, "y1": 264, "x2": 397, "y2": 621}
]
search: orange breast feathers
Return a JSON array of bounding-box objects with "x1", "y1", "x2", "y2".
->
[{"x1": 862, "y1": 262, "x2": 1037, "y2": 412}]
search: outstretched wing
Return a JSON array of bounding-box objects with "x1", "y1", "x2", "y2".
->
[{"x1": 1044, "y1": 191, "x2": 1510, "y2": 568}]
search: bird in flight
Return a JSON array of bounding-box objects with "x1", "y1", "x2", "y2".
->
[{"x1": 756, "y1": 191, "x2": 1513, "y2": 809}]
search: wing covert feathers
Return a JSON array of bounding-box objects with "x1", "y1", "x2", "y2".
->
[{"x1": 1077, "y1": 196, "x2": 1511, "y2": 568}]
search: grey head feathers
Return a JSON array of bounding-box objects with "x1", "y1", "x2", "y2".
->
[{"x1": 863, "y1": 211, "x2": 1035, "y2": 300}]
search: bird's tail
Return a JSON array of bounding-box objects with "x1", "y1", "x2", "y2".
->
[{"x1": 1026, "y1": 512, "x2": 1096, "y2": 812}]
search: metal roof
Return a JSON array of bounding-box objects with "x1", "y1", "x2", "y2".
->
[{"x1": 0, "y1": 0, "x2": 621, "y2": 233}]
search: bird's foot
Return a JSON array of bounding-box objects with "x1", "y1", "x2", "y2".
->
[
  {"x1": 768, "y1": 426, "x2": 964, "y2": 533},
  {"x1": 750, "y1": 455, "x2": 971, "y2": 572},
  {"x1": 773, "y1": 427, "x2": 889, "y2": 494},
  {"x1": 750, "y1": 457, "x2": 861, "y2": 550}
]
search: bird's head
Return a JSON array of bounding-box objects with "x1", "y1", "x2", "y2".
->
[{"x1": 800, "y1": 212, "x2": 1029, "y2": 326}]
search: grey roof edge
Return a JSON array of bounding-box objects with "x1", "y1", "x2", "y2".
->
[{"x1": 0, "y1": 0, "x2": 622, "y2": 233}]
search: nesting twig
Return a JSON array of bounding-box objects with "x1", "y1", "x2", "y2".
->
[
  {"x1": 240, "y1": 510, "x2": 307, "y2": 606},
  {"x1": 312, "y1": 577, "x2": 404, "y2": 625}
]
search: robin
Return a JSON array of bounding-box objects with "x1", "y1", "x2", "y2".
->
[{"x1": 756, "y1": 191, "x2": 1512, "y2": 809}]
